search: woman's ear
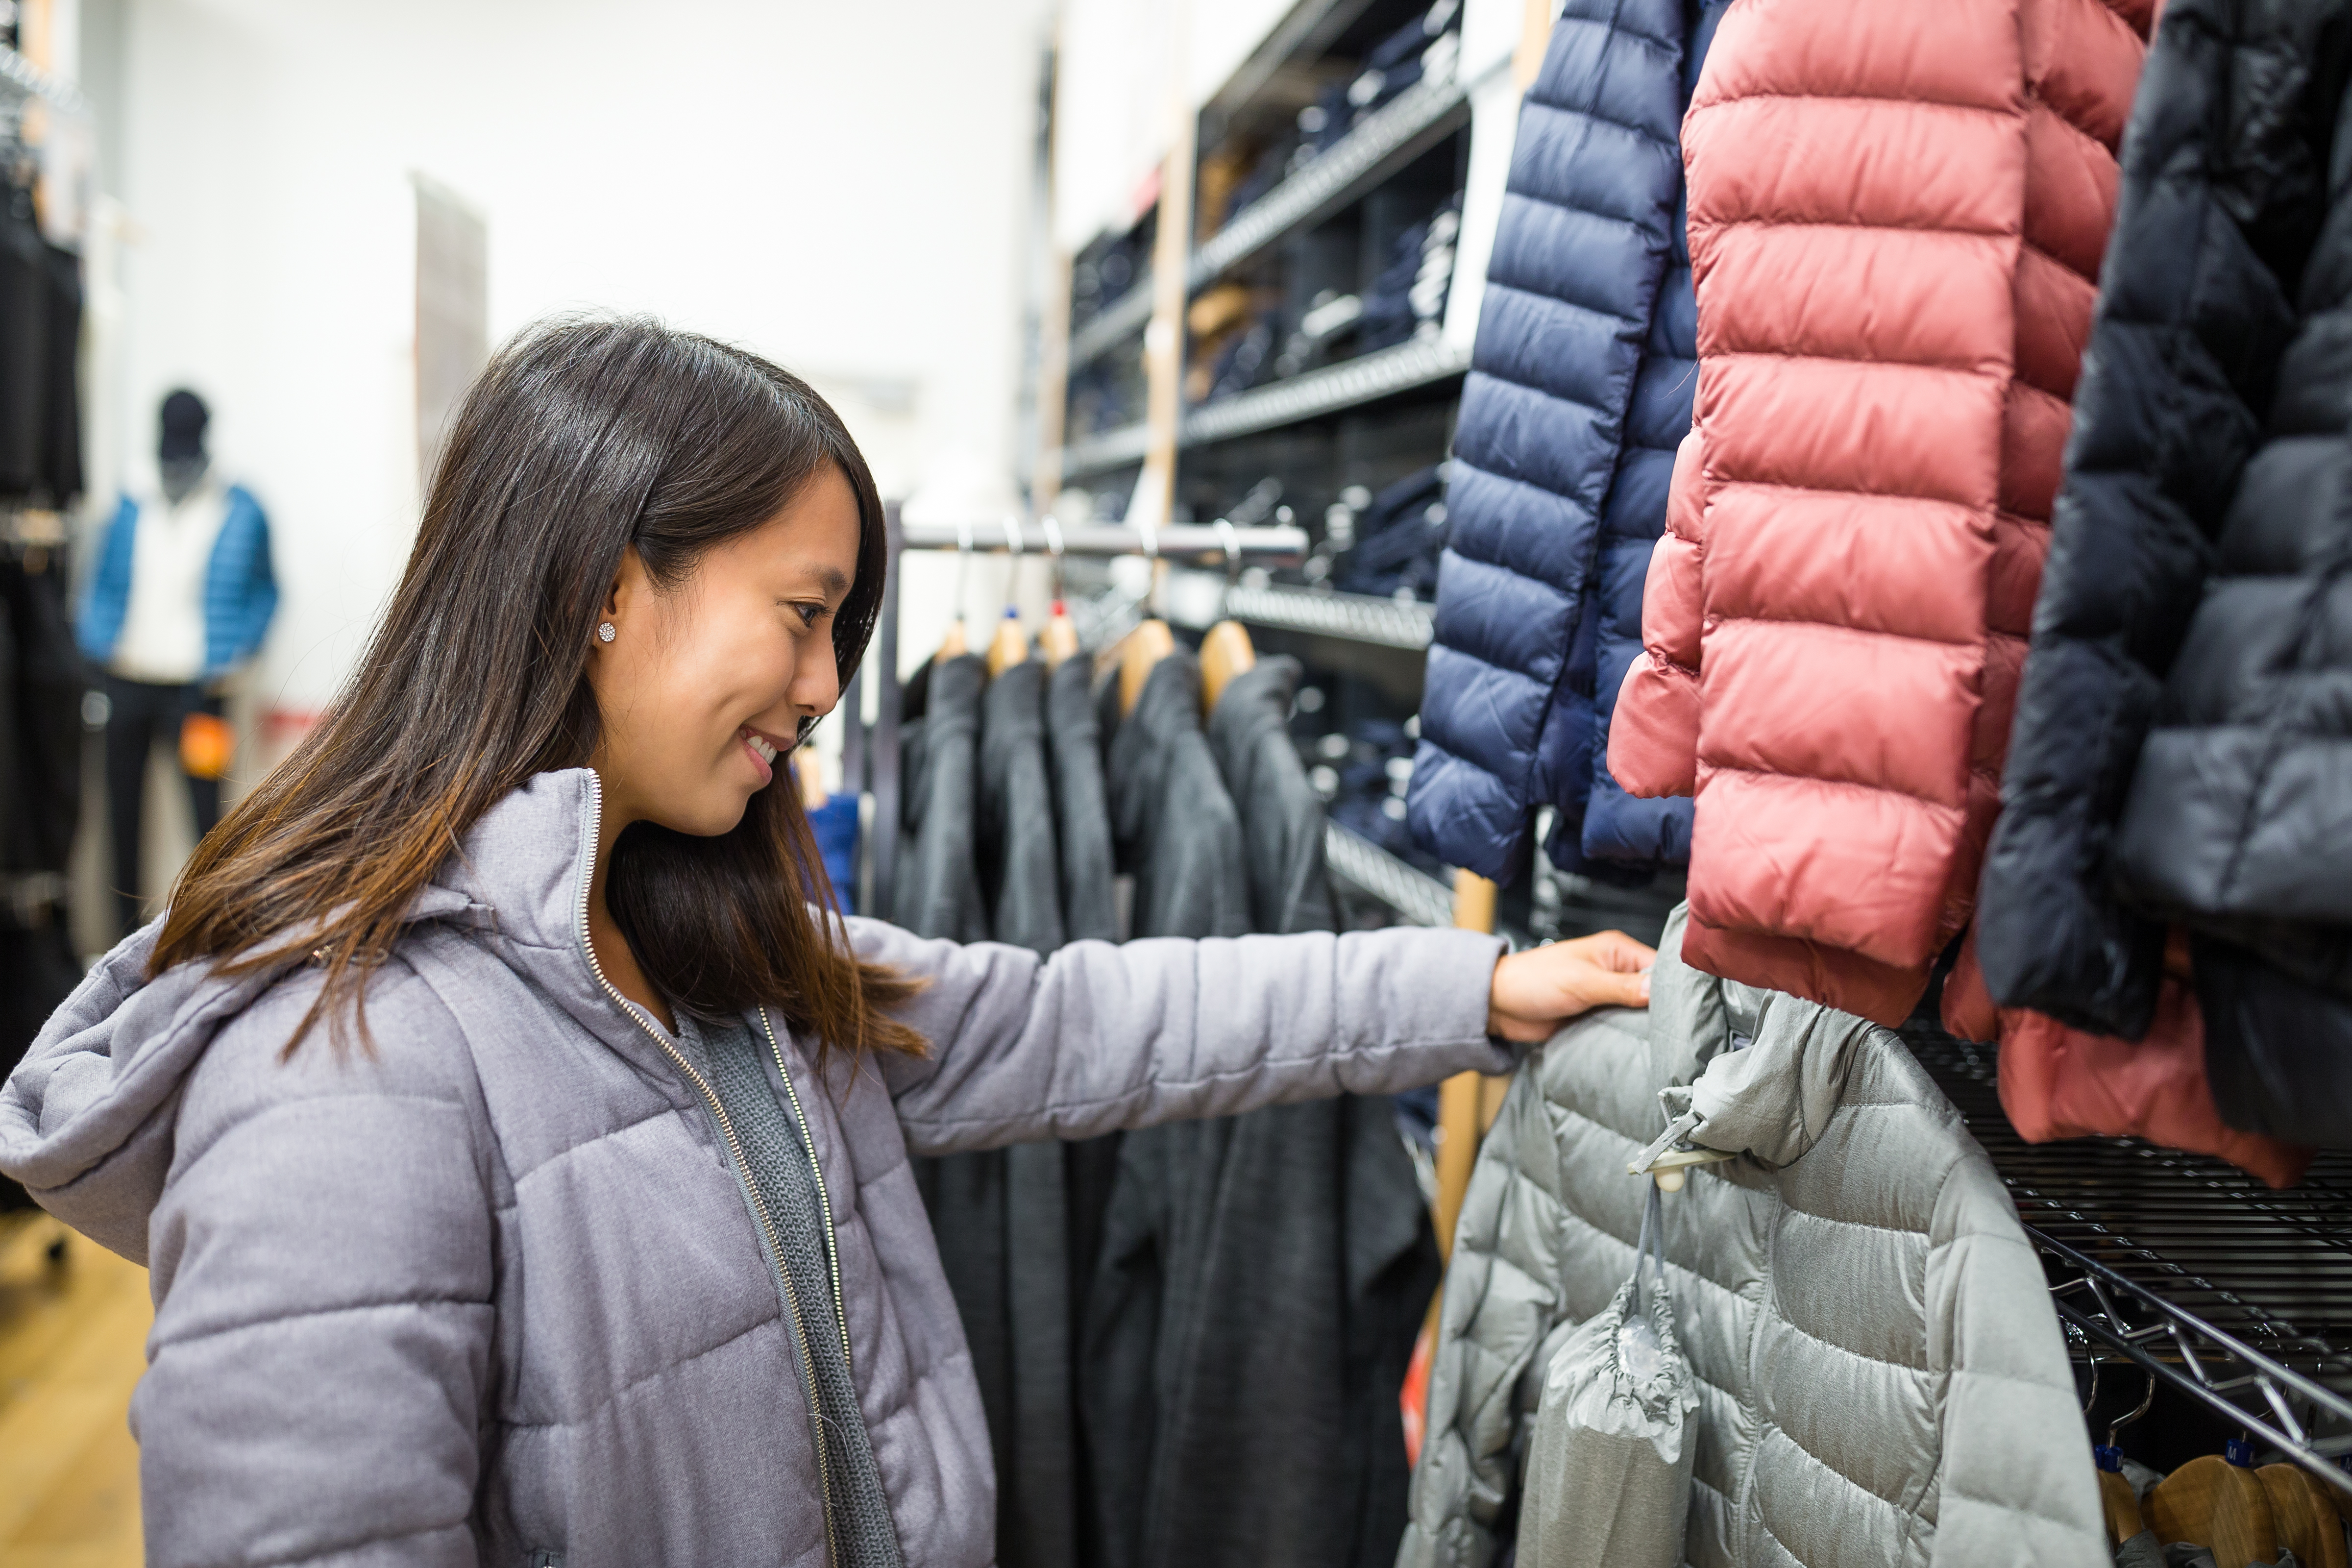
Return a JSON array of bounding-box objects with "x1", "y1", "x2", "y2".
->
[{"x1": 598, "y1": 546, "x2": 652, "y2": 641}]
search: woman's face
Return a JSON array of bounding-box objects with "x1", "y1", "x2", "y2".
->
[{"x1": 588, "y1": 464, "x2": 862, "y2": 838}]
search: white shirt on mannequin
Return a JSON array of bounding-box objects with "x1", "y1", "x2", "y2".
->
[{"x1": 112, "y1": 478, "x2": 232, "y2": 684}]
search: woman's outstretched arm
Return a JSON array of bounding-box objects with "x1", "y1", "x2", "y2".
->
[{"x1": 865, "y1": 922, "x2": 1653, "y2": 1156}]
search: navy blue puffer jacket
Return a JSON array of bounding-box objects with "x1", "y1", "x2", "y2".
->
[{"x1": 1406, "y1": 0, "x2": 1717, "y2": 885}]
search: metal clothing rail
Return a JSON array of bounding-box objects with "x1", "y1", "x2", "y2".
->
[{"x1": 849, "y1": 505, "x2": 1311, "y2": 915}]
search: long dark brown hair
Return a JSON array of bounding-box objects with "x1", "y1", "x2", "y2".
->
[{"x1": 154, "y1": 315, "x2": 925, "y2": 1060}]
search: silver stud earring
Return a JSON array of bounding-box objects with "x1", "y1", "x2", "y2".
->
[{"x1": 597, "y1": 622, "x2": 616, "y2": 643}]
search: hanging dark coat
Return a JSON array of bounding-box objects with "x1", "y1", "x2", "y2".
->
[
  {"x1": 902, "y1": 652, "x2": 1088, "y2": 1568},
  {"x1": 1083, "y1": 654, "x2": 1433, "y2": 1568},
  {"x1": 1047, "y1": 657, "x2": 1119, "y2": 947},
  {"x1": 1973, "y1": 0, "x2": 2352, "y2": 1145}
]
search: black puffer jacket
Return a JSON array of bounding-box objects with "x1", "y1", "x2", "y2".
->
[{"x1": 1976, "y1": 0, "x2": 2352, "y2": 1143}]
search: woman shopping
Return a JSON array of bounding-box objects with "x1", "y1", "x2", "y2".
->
[{"x1": 0, "y1": 317, "x2": 1651, "y2": 1568}]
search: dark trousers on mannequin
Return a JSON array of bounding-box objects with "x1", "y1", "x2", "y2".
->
[{"x1": 104, "y1": 674, "x2": 224, "y2": 936}]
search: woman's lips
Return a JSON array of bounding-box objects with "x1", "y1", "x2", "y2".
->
[{"x1": 740, "y1": 728, "x2": 778, "y2": 784}]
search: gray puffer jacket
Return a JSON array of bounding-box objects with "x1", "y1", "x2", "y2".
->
[
  {"x1": 0, "y1": 769, "x2": 1510, "y2": 1568},
  {"x1": 1399, "y1": 908, "x2": 2103, "y2": 1568}
]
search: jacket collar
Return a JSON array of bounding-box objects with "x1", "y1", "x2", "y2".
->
[{"x1": 1640, "y1": 904, "x2": 1875, "y2": 1169}]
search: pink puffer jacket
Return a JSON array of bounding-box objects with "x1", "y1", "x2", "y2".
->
[{"x1": 1609, "y1": 0, "x2": 2151, "y2": 1025}]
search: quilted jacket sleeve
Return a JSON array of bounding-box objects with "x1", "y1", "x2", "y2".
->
[
  {"x1": 1925, "y1": 1152, "x2": 2109, "y2": 1566},
  {"x1": 1973, "y1": 0, "x2": 2347, "y2": 1036},
  {"x1": 1607, "y1": 427, "x2": 1704, "y2": 797},
  {"x1": 1407, "y1": 0, "x2": 1691, "y2": 883},
  {"x1": 1396, "y1": 1068, "x2": 1561, "y2": 1568},
  {"x1": 860, "y1": 921, "x2": 1511, "y2": 1155},
  {"x1": 135, "y1": 961, "x2": 494, "y2": 1568}
]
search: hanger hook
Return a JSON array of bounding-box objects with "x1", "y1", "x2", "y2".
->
[
  {"x1": 1003, "y1": 514, "x2": 1024, "y2": 558},
  {"x1": 953, "y1": 518, "x2": 974, "y2": 625},
  {"x1": 1137, "y1": 511, "x2": 1158, "y2": 563},
  {"x1": 2081, "y1": 1353, "x2": 2101, "y2": 1419},
  {"x1": 1042, "y1": 514, "x2": 1066, "y2": 602},
  {"x1": 1214, "y1": 517, "x2": 1242, "y2": 588}
]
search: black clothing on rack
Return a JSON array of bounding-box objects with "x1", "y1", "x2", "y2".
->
[
  {"x1": 891, "y1": 654, "x2": 988, "y2": 943},
  {"x1": 1, "y1": 544, "x2": 85, "y2": 1209},
  {"x1": 1097, "y1": 652, "x2": 1250, "y2": 942},
  {"x1": 0, "y1": 188, "x2": 49, "y2": 497},
  {"x1": 42, "y1": 243, "x2": 82, "y2": 505},
  {"x1": 899, "y1": 650, "x2": 1086, "y2": 1568},
  {"x1": 980, "y1": 660, "x2": 1065, "y2": 955},
  {"x1": 1206, "y1": 657, "x2": 1336, "y2": 936},
  {"x1": 1082, "y1": 651, "x2": 1434, "y2": 1568},
  {"x1": 1046, "y1": 657, "x2": 1118, "y2": 947},
  {"x1": 1972, "y1": 0, "x2": 2352, "y2": 1145}
]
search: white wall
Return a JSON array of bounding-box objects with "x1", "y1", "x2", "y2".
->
[{"x1": 108, "y1": 0, "x2": 1054, "y2": 716}]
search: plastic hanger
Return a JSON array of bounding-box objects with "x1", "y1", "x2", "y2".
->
[
  {"x1": 1039, "y1": 514, "x2": 1080, "y2": 667},
  {"x1": 2093, "y1": 1364, "x2": 2155, "y2": 1546},
  {"x1": 1199, "y1": 517, "x2": 1256, "y2": 712},
  {"x1": 2148, "y1": 1437, "x2": 2276, "y2": 1565},
  {"x1": 938, "y1": 519, "x2": 973, "y2": 659},
  {"x1": 1118, "y1": 513, "x2": 1175, "y2": 715},
  {"x1": 986, "y1": 516, "x2": 1030, "y2": 676}
]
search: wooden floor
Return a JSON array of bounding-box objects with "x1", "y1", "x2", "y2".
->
[{"x1": 0, "y1": 1210, "x2": 148, "y2": 1566}]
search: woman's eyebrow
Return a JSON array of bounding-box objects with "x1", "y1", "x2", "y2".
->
[{"x1": 807, "y1": 566, "x2": 852, "y2": 599}]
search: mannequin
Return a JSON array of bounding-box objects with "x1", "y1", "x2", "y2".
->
[{"x1": 75, "y1": 390, "x2": 277, "y2": 934}]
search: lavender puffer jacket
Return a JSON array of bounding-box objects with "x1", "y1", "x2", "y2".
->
[{"x1": 0, "y1": 769, "x2": 1509, "y2": 1568}]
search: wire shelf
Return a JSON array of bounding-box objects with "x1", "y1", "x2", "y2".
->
[
  {"x1": 1325, "y1": 821, "x2": 1456, "y2": 931},
  {"x1": 1906, "y1": 1026, "x2": 2352, "y2": 1493},
  {"x1": 1224, "y1": 582, "x2": 1434, "y2": 649},
  {"x1": 1057, "y1": 336, "x2": 1473, "y2": 481},
  {"x1": 1191, "y1": 70, "x2": 1472, "y2": 290},
  {"x1": 1068, "y1": 284, "x2": 1156, "y2": 371},
  {"x1": 1183, "y1": 335, "x2": 1473, "y2": 447}
]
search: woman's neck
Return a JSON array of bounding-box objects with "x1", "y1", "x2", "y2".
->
[{"x1": 587, "y1": 792, "x2": 678, "y2": 1034}]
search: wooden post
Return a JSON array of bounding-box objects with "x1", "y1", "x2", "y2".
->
[
  {"x1": 1433, "y1": 870, "x2": 1498, "y2": 1261},
  {"x1": 1128, "y1": 16, "x2": 1196, "y2": 537},
  {"x1": 1516, "y1": 0, "x2": 1554, "y2": 89}
]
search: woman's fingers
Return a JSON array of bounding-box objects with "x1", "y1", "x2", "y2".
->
[
  {"x1": 1485, "y1": 931, "x2": 1659, "y2": 1042},
  {"x1": 1568, "y1": 930, "x2": 1657, "y2": 973}
]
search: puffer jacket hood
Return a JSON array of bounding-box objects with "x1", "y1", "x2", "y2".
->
[
  {"x1": 1974, "y1": 0, "x2": 2352, "y2": 1149},
  {"x1": 0, "y1": 815, "x2": 528, "y2": 1263},
  {"x1": 1608, "y1": 0, "x2": 2151, "y2": 1026},
  {"x1": 1, "y1": 768, "x2": 1512, "y2": 1568},
  {"x1": 1400, "y1": 906, "x2": 2104, "y2": 1568},
  {"x1": 1408, "y1": 0, "x2": 1714, "y2": 886}
]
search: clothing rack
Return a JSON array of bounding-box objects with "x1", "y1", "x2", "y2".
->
[{"x1": 842, "y1": 503, "x2": 1313, "y2": 920}]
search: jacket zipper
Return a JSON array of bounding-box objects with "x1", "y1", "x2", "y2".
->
[
  {"x1": 576, "y1": 773, "x2": 839, "y2": 1568},
  {"x1": 759, "y1": 1007, "x2": 853, "y2": 1371}
]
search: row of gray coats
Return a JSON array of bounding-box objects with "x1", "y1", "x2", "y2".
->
[
  {"x1": 889, "y1": 646, "x2": 1439, "y2": 1568},
  {"x1": 1401, "y1": 907, "x2": 2107, "y2": 1568}
]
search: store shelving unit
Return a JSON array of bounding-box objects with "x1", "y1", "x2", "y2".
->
[{"x1": 1062, "y1": 336, "x2": 1474, "y2": 481}]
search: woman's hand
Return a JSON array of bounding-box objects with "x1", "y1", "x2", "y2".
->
[{"x1": 1486, "y1": 930, "x2": 1658, "y2": 1043}]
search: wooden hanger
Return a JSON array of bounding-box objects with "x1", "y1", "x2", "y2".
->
[
  {"x1": 987, "y1": 608, "x2": 1029, "y2": 676},
  {"x1": 1038, "y1": 514, "x2": 1079, "y2": 667},
  {"x1": 1118, "y1": 618, "x2": 1176, "y2": 714},
  {"x1": 1041, "y1": 602, "x2": 1080, "y2": 667},
  {"x1": 2258, "y1": 1463, "x2": 2348, "y2": 1568},
  {"x1": 1199, "y1": 518, "x2": 1256, "y2": 711},
  {"x1": 2148, "y1": 1446, "x2": 2276, "y2": 1567},
  {"x1": 1200, "y1": 620, "x2": 1254, "y2": 711}
]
